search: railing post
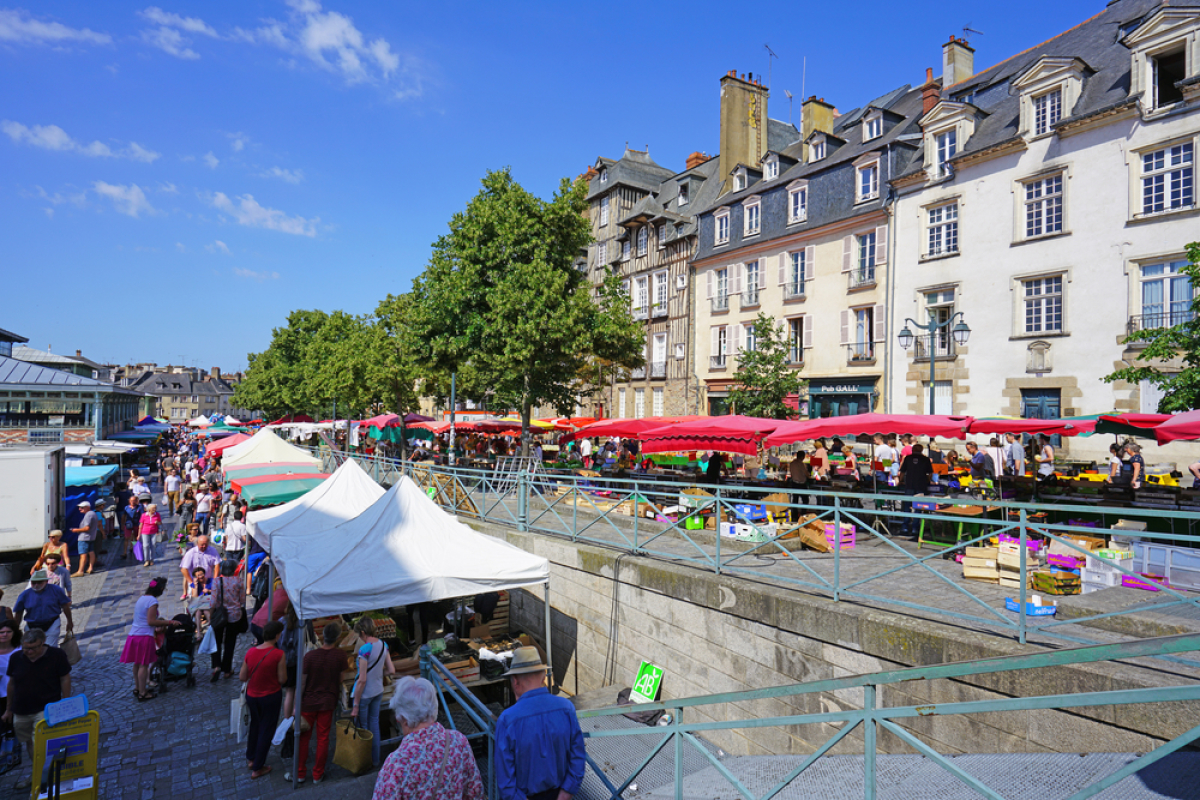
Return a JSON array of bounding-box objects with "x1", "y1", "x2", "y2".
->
[
  {"x1": 632, "y1": 479, "x2": 640, "y2": 554},
  {"x1": 714, "y1": 485, "x2": 723, "y2": 575},
  {"x1": 418, "y1": 643, "x2": 430, "y2": 680},
  {"x1": 571, "y1": 472, "x2": 578, "y2": 542},
  {"x1": 864, "y1": 684, "x2": 877, "y2": 800},
  {"x1": 674, "y1": 706, "x2": 683, "y2": 798},
  {"x1": 517, "y1": 469, "x2": 528, "y2": 532},
  {"x1": 833, "y1": 495, "x2": 842, "y2": 602},
  {"x1": 1019, "y1": 508, "x2": 1028, "y2": 645}
]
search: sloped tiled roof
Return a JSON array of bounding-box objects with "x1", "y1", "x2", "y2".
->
[
  {"x1": 587, "y1": 148, "x2": 676, "y2": 200},
  {"x1": 12, "y1": 345, "x2": 103, "y2": 370},
  {"x1": 0, "y1": 354, "x2": 120, "y2": 388},
  {"x1": 128, "y1": 370, "x2": 234, "y2": 396}
]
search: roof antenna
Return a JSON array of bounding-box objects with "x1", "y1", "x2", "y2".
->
[
  {"x1": 784, "y1": 90, "x2": 794, "y2": 126},
  {"x1": 962, "y1": 23, "x2": 984, "y2": 40},
  {"x1": 764, "y1": 43, "x2": 778, "y2": 89}
]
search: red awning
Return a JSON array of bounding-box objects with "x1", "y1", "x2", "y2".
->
[
  {"x1": 764, "y1": 414, "x2": 975, "y2": 447},
  {"x1": 1155, "y1": 410, "x2": 1200, "y2": 445},
  {"x1": 268, "y1": 414, "x2": 315, "y2": 425},
  {"x1": 205, "y1": 433, "x2": 251, "y2": 455},
  {"x1": 561, "y1": 416, "x2": 702, "y2": 444},
  {"x1": 966, "y1": 418, "x2": 1092, "y2": 436},
  {"x1": 230, "y1": 472, "x2": 328, "y2": 492},
  {"x1": 641, "y1": 415, "x2": 781, "y2": 457},
  {"x1": 358, "y1": 414, "x2": 403, "y2": 429}
]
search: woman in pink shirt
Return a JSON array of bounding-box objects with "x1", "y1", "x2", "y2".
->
[{"x1": 138, "y1": 503, "x2": 162, "y2": 567}]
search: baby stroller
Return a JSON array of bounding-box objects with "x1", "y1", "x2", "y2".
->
[{"x1": 150, "y1": 613, "x2": 197, "y2": 691}]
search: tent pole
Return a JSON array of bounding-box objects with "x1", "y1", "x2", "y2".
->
[
  {"x1": 268, "y1": 559, "x2": 275, "y2": 620},
  {"x1": 543, "y1": 581, "x2": 553, "y2": 691},
  {"x1": 293, "y1": 611, "x2": 305, "y2": 791}
]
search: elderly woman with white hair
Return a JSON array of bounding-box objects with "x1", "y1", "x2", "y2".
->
[{"x1": 371, "y1": 677, "x2": 483, "y2": 800}]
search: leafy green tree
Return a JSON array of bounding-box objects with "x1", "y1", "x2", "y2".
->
[
  {"x1": 234, "y1": 309, "x2": 331, "y2": 418},
  {"x1": 1105, "y1": 242, "x2": 1200, "y2": 412},
  {"x1": 409, "y1": 168, "x2": 643, "y2": 455},
  {"x1": 727, "y1": 312, "x2": 805, "y2": 419}
]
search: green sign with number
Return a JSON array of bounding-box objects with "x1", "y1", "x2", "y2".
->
[{"x1": 630, "y1": 660, "x2": 664, "y2": 704}]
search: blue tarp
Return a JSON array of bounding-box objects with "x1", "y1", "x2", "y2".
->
[
  {"x1": 109, "y1": 430, "x2": 162, "y2": 440},
  {"x1": 65, "y1": 465, "x2": 119, "y2": 487}
]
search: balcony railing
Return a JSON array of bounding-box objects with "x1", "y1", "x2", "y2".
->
[
  {"x1": 847, "y1": 342, "x2": 876, "y2": 363},
  {"x1": 632, "y1": 306, "x2": 649, "y2": 321},
  {"x1": 650, "y1": 361, "x2": 667, "y2": 378},
  {"x1": 784, "y1": 281, "x2": 805, "y2": 300},
  {"x1": 787, "y1": 346, "x2": 804, "y2": 365},
  {"x1": 710, "y1": 355, "x2": 727, "y2": 369},
  {"x1": 711, "y1": 295, "x2": 729, "y2": 312},
  {"x1": 914, "y1": 333, "x2": 956, "y2": 360},
  {"x1": 651, "y1": 302, "x2": 668, "y2": 318},
  {"x1": 631, "y1": 367, "x2": 646, "y2": 379},
  {"x1": 1129, "y1": 310, "x2": 1196, "y2": 333},
  {"x1": 848, "y1": 267, "x2": 876, "y2": 290},
  {"x1": 741, "y1": 287, "x2": 760, "y2": 308}
]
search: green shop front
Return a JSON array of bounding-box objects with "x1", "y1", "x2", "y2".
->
[{"x1": 807, "y1": 378, "x2": 880, "y2": 419}]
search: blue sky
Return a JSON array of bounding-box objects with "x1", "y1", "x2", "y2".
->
[{"x1": 2, "y1": 0, "x2": 1105, "y2": 372}]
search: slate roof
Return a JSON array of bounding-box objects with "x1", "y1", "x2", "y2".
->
[
  {"x1": 896, "y1": 0, "x2": 1200, "y2": 178},
  {"x1": 587, "y1": 148, "x2": 676, "y2": 200},
  {"x1": 0, "y1": 354, "x2": 134, "y2": 390},
  {"x1": 767, "y1": 118, "x2": 802, "y2": 152},
  {"x1": 641, "y1": 156, "x2": 724, "y2": 244},
  {"x1": 12, "y1": 345, "x2": 103, "y2": 370},
  {"x1": 128, "y1": 370, "x2": 234, "y2": 396}
]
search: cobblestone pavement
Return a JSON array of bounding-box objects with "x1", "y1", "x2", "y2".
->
[{"x1": 2, "y1": 495, "x2": 382, "y2": 800}]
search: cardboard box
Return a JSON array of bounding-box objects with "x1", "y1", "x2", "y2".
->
[
  {"x1": 798, "y1": 523, "x2": 832, "y2": 553},
  {"x1": 962, "y1": 557, "x2": 997, "y2": 569},
  {"x1": 998, "y1": 551, "x2": 1041, "y2": 569},
  {"x1": 963, "y1": 565, "x2": 1000, "y2": 580},
  {"x1": 965, "y1": 546, "x2": 999, "y2": 559}
]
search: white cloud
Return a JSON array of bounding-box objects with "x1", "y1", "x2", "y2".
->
[
  {"x1": 260, "y1": 166, "x2": 304, "y2": 184},
  {"x1": 234, "y1": 267, "x2": 281, "y2": 281},
  {"x1": 203, "y1": 151, "x2": 219, "y2": 169},
  {"x1": 206, "y1": 239, "x2": 232, "y2": 255},
  {"x1": 139, "y1": 7, "x2": 217, "y2": 37},
  {"x1": 141, "y1": 26, "x2": 199, "y2": 59},
  {"x1": 35, "y1": 186, "x2": 88, "y2": 208},
  {"x1": 93, "y1": 182, "x2": 156, "y2": 218},
  {"x1": 158, "y1": 181, "x2": 179, "y2": 194},
  {"x1": 208, "y1": 191, "x2": 318, "y2": 237},
  {"x1": 2, "y1": 120, "x2": 161, "y2": 162},
  {"x1": 175, "y1": 242, "x2": 186, "y2": 252},
  {"x1": 44, "y1": 208, "x2": 54, "y2": 218},
  {"x1": 227, "y1": 132, "x2": 250, "y2": 152},
  {"x1": 0, "y1": 9, "x2": 111, "y2": 46}
]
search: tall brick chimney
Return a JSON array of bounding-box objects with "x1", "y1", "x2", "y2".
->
[
  {"x1": 210, "y1": 367, "x2": 220, "y2": 380},
  {"x1": 685, "y1": 152, "x2": 711, "y2": 170},
  {"x1": 921, "y1": 67, "x2": 941, "y2": 115},
  {"x1": 943, "y1": 35, "x2": 975, "y2": 86}
]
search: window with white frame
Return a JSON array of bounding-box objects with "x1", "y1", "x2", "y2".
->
[
  {"x1": 787, "y1": 317, "x2": 804, "y2": 363},
  {"x1": 599, "y1": 168, "x2": 608, "y2": 184},
  {"x1": 678, "y1": 184, "x2": 689, "y2": 206},
  {"x1": 1139, "y1": 258, "x2": 1195, "y2": 329},
  {"x1": 864, "y1": 112, "x2": 882, "y2": 141},
  {"x1": 1022, "y1": 276, "x2": 1064, "y2": 334},
  {"x1": 922, "y1": 288, "x2": 956, "y2": 358},
  {"x1": 637, "y1": 226, "x2": 648, "y2": 256},
  {"x1": 714, "y1": 209, "x2": 730, "y2": 245},
  {"x1": 634, "y1": 276, "x2": 649, "y2": 313},
  {"x1": 936, "y1": 130, "x2": 957, "y2": 178},
  {"x1": 1023, "y1": 173, "x2": 1064, "y2": 238},
  {"x1": 785, "y1": 250, "x2": 806, "y2": 297},
  {"x1": 1151, "y1": 48, "x2": 1187, "y2": 109},
  {"x1": 851, "y1": 307, "x2": 875, "y2": 360},
  {"x1": 855, "y1": 231, "x2": 877, "y2": 285},
  {"x1": 1033, "y1": 89, "x2": 1063, "y2": 136},
  {"x1": 810, "y1": 137, "x2": 826, "y2": 162},
  {"x1": 743, "y1": 260, "x2": 759, "y2": 305},
  {"x1": 620, "y1": 278, "x2": 630, "y2": 300},
  {"x1": 652, "y1": 387, "x2": 664, "y2": 417},
  {"x1": 617, "y1": 387, "x2": 626, "y2": 418},
  {"x1": 657, "y1": 224, "x2": 666, "y2": 248},
  {"x1": 856, "y1": 161, "x2": 880, "y2": 202},
  {"x1": 597, "y1": 240, "x2": 608, "y2": 266},
  {"x1": 653, "y1": 270, "x2": 668, "y2": 311},
  {"x1": 634, "y1": 388, "x2": 645, "y2": 418},
  {"x1": 788, "y1": 182, "x2": 808, "y2": 223},
  {"x1": 743, "y1": 197, "x2": 761, "y2": 236},
  {"x1": 713, "y1": 267, "x2": 729, "y2": 310},
  {"x1": 599, "y1": 196, "x2": 609, "y2": 226},
  {"x1": 764, "y1": 156, "x2": 779, "y2": 180},
  {"x1": 622, "y1": 239, "x2": 631, "y2": 260},
  {"x1": 734, "y1": 171, "x2": 746, "y2": 191},
  {"x1": 711, "y1": 325, "x2": 728, "y2": 367},
  {"x1": 743, "y1": 322, "x2": 757, "y2": 354},
  {"x1": 1141, "y1": 142, "x2": 1194, "y2": 215},
  {"x1": 926, "y1": 201, "x2": 959, "y2": 257}
]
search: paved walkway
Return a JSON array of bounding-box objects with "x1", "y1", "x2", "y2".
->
[{"x1": 1, "y1": 496, "x2": 381, "y2": 800}]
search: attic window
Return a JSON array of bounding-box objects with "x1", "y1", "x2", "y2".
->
[
  {"x1": 764, "y1": 156, "x2": 779, "y2": 180},
  {"x1": 734, "y1": 171, "x2": 746, "y2": 191},
  {"x1": 863, "y1": 112, "x2": 882, "y2": 141},
  {"x1": 678, "y1": 184, "x2": 689, "y2": 206},
  {"x1": 1154, "y1": 48, "x2": 1186, "y2": 108},
  {"x1": 810, "y1": 137, "x2": 826, "y2": 163},
  {"x1": 599, "y1": 168, "x2": 608, "y2": 184}
]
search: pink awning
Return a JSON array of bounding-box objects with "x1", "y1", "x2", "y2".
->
[
  {"x1": 764, "y1": 414, "x2": 974, "y2": 447},
  {"x1": 359, "y1": 414, "x2": 403, "y2": 429},
  {"x1": 1155, "y1": 410, "x2": 1200, "y2": 445},
  {"x1": 561, "y1": 416, "x2": 701, "y2": 444},
  {"x1": 205, "y1": 433, "x2": 251, "y2": 455},
  {"x1": 640, "y1": 415, "x2": 781, "y2": 456},
  {"x1": 966, "y1": 418, "x2": 1088, "y2": 436}
]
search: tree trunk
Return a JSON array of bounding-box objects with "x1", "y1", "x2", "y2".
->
[{"x1": 520, "y1": 374, "x2": 532, "y2": 459}]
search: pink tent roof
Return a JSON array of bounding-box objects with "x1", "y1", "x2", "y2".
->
[
  {"x1": 764, "y1": 414, "x2": 975, "y2": 447},
  {"x1": 205, "y1": 433, "x2": 251, "y2": 455},
  {"x1": 268, "y1": 414, "x2": 315, "y2": 425},
  {"x1": 359, "y1": 414, "x2": 402, "y2": 429},
  {"x1": 641, "y1": 415, "x2": 781, "y2": 456},
  {"x1": 965, "y1": 418, "x2": 1088, "y2": 436},
  {"x1": 561, "y1": 416, "x2": 701, "y2": 444},
  {"x1": 230, "y1": 472, "x2": 329, "y2": 491},
  {"x1": 1155, "y1": 410, "x2": 1200, "y2": 445}
]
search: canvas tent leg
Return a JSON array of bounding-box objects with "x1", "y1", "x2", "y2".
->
[
  {"x1": 544, "y1": 582, "x2": 553, "y2": 690},
  {"x1": 293, "y1": 620, "x2": 306, "y2": 791},
  {"x1": 268, "y1": 560, "x2": 275, "y2": 620}
]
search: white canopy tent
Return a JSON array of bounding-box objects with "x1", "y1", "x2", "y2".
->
[
  {"x1": 224, "y1": 415, "x2": 243, "y2": 425},
  {"x1": 187, "y1": 414, "x2": 211, "y2": 427},
  {"x1": 223, "y1": 428, "x2": 321, "y2": 469},
  {"x1": 247, "y1": 459, "x2": 384, "y2": 552}
]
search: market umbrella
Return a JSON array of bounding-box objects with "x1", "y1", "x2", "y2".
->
[
  {"x1": 224, "y1": 415, "x2": 244, "y2": 426},
  {"x1": 965, "y1": 417, "x2": 1093, "y2": 436},
  {"x1": 1095, "y1": 413, "x2": 1172, "y2": 438},
  {"x1": 403, "y1": 412, "x2": 435, "y2": 423},
  {"x1": 765, "y1": 414, "x2": 975, "y2": 447},
  {"x1": 359, "y1": 413, "x2": 403, "y2": 429},
  {"x1": 562, "y1": 415, "x2": 700, "y2": 444},
  {"x1": 268, "y1": 413, "x2": 315, "y2": 425},
  {"x1": 641, "y1": 415, "x2": 781, "y2": 456},
  {"x1": 1155, "y1": 410, "x2": 1200, "y2": 445},
  {"x1": 231, "y1": 472, "x2": 328, "y2": 493}
]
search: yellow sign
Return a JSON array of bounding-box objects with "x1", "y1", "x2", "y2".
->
[{"x1": 31, "y1": 710, "x2": 99, "y2": 800}]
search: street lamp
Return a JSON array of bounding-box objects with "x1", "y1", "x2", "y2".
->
[{"x1": 898, "y1": 311, "x2": 970, "y2": 415}]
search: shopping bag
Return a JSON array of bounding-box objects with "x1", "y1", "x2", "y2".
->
[
  {"x1": 133, "y1": 540, "x2": 144, "y2": 562},
  {"x1": 230, "y1": 698, "x2": 251, "y2": 743},
  {"x1": 272, "y1": 716, "x2": 294, "y2": 746},
  {"x1": 161, "y1": 494, "x2": 169, "y2": 507},
  {"x1": 59, "y1": 632, "x2": 82, "y2": 666},
  {"x1": 0, "y1": 727, "x2": 22, "y2": 776},
  {"x1": 332, "y1": 718, "x2": 373, "y2": 776},
  {"x1": 197, "y1": 626, "x2": 217, "y2": 656}
]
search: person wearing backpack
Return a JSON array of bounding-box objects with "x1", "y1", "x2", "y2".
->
[{"x1": 351, "y1": 617, "x2": 396, "y2": 768}]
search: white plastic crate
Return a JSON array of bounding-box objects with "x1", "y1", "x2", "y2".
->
[
  {"x1": 1084, "y1": 552, "x2": 1132, "y2": 573},
  {"x1": 1081, "y1": 567, "x2": 1121, "y2": 587},
  {"x1": 1081, "y1": 580, "x2": 1109, "y2": 595}
]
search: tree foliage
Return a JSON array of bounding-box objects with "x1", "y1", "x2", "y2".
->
[
  {"x1": 1105, "y1": 242, "x2": 1200, "y2": 412},
  {"x1": 408, "y1": 168, "x2": 643, "y2": 453},
  {"x1": 727, "y1": 312, "x2": 805, "y2": 419}
]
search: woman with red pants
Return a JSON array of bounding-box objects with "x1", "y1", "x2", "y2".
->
[{"x1": 287, "y1": 622, "x2": 347, "y2": 784}]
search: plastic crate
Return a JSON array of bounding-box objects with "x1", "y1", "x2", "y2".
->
[
  {"x1": 823, "y1": 522, "x2": 856, "y2": 550},
  {"x1": 738, "y1": 523, "x2": 778, "y2": 543},
  {"x1": 684, "y1": 514, "x2": 706, "y2": 530},
  {"x1": 732, "y1": 503, "x2": 768, "y2": 521},
  {"x1": 1085, "y1": 552, "x2": 1132, "y2": 573},
  {"x1": 1081, "y1": 567, "x2": 1121, "y2": 587},
  {"x1": 1122, "y1": 573, "x2": 1170, "y2": 591}
]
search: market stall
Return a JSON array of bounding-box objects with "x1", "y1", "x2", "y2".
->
[
  {"x1": 247, "y1": 459, "x2": 384, "y2": 551},
  {"x1": 221, "y1": 428, "x2": 321, "y2": 469}
]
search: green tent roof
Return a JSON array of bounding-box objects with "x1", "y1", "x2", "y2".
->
[{"x1": 241, "y1": 477, "x2": 327, "y2": 507}]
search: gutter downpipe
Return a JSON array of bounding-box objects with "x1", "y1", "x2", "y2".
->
[{"x1": 883, "y1": 142, "x2": 898, "y2": 414}]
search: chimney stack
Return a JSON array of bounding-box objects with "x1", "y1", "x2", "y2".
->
[
  {"x1": 800, "y1": 96, "x2": 836, "y2": 161},
  {"x1": 211, "y1": 367, "x2": 220, "y2": 380},
  {"x1": 921, "y1": 67, "x2": 941, "y2": 115},
  {"x1": 942, "y1": 35, "x2": 975, "y2": 87},
  {"x1": 718, "y1": 69, "x2": 769, "y2": 195},
  {"x1": 685, "y1": 151, "x2": 710, "y2": 170},
  {"x1": 75, "y1": 349, "x2": 82, "y2": 358}
]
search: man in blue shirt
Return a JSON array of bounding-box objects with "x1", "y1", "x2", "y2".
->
[
  {"x1": 13, "y1": 570, "x2": 74, "y2": 647},
  {"x1": 495, "y1": 647, "x2": 585, "y2": 800}
]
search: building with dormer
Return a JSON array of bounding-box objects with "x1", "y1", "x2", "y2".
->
[{"x1": 889, "y1": 0, "x2": 1200, "y2": 457}]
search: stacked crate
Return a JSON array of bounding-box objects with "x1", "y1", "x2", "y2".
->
[
  {"x1": 1081, "y1": 548, "x2": 1134, "y2": 594},
  {"x1": 998, "y1": 542, "x2": 1041, "y2": 589},
  {"x1": 962, "y1": 545, "x2": 1000, "y2": 584}
]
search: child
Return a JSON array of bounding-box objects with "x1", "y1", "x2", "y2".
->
[{"x1": 189, "y1": 566, "x2": 212, "y2": 632}]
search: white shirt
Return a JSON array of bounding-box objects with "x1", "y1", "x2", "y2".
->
[
  {"x1": 580, "y1": 439, "x2": 592, "y2": 457},
  {"x1": 165, "y1": 474, "x2": 181, "y2": 492},
  {"x1": 185, "y1": 461, "x2": 194, "y2": 473},
  {"x1": 188, "y1": 468, "x2": 200, "y2": 483},
  {"x1": 224, "y1": 519, "x2": 247, "y2": 551},
  {"x1": 875, "y1": 444, "x2": 897, "y2": 466}
]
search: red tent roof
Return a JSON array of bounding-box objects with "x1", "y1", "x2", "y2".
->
[
  {"x1": 966, "y1": 418, "x2": 1091, "y2": 436},
  {"x1": 268, "y1": 414, "x2": 315, "y2": 425},
  {"x1": 561, "y1": 416, "x2": 700, "y2": 444},
  {"x1": 764, "y1": 414, "x2": 974, "y2": 447},
  {"x1": 230, "y1": 472, "x2": 328, "y2": 492},
  {"x1": 1155, "y1": 410, "x2": 1200, "y2": 445},
  {"x1": 205, "y1": 433, "x2": 251, "y2": 455},
  {"x1": 641, "y1": 415, "x2": 781, "y2": 456}
]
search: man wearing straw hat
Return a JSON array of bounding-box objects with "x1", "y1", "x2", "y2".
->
[{"x1": 495, "y1": 646, "x2": 585, "y2": 800}]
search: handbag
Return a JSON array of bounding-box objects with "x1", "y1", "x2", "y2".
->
[
  {"x1": 0, "y1": 727, "x2": 21, "y2": 776},
  {"x1": 209, "y1": 578, "x2": 229, "y2": 630},
  {"x1": 333, "y1": 718, "x2": 374, "y2": 776},
  {"x1": 197, "y1": 626, "x2": 217, "y2": 656},
  {"x1": 133, "y1": 540, "x2": 144, "y2": 563},
  {"x1": 59, "y1": 632, "x2": 82, "y2": 666}
]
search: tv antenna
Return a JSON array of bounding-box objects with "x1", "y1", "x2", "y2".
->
[
  {"x1": 764, "y1": 43, "x2": 778, "y2": 89},
  {"x1": 962, "y1": 23, "x2": 984, "y2": 40},
  {"x1": 784, "y1": 90, "x2": 794, "y2": 125}
]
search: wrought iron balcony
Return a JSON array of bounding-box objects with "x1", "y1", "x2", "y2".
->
[
  {"x1": 914, "y1": 334, "x2": 956, "y2": 361},
  {"x1": 741, "y1": 287, "x2": 760, "y2": 309},
  {"x1": 848, "y1": 268, "x2": 876, "y2": 290},
  {"x1": 784, "y1": 281, "x2": 805, "y2": 300},
  {"x1": 631, "y1": 366, "x2": 646, "y2": 379},
  {"x1": 711, "y1": 295, "x2": 729, "y2": 312},
  {"x1": 650, "y1": 361, "x2": 667, "y2": 378},
  {"x1": 847, "y1": 343, "x2": 876, "y2": 363},
  {"x1": 787, "y1": 346, "x2": 804, "y2": 365},
  {"x1": 710, "y1": 355, "x2": 727, "y2": 369},
  {"x1": 1128, "y1": 310, "x2": 1196, "y2": 334}
]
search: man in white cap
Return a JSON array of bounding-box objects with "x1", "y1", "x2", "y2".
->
[
  {"x1": 13, "y1": 569, "x2": 73, "y2": 647},
  {"x1": 495, "y1": 646, "x2": 585, "y2": 800},
  {"x1": 69, "y1": 500, "x2": 101, "y2": 576}
]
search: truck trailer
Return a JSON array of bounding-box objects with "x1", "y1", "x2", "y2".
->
[{"x1": 0, "y1": 447, "x2": 65, "y2": 559}]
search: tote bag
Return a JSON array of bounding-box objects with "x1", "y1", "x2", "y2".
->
[{"x1": 333, "y1": 718, "x2": 373, "y2": 776}]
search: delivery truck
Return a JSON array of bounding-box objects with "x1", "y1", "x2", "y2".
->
[{"x1": 0, "y1": 447, "x2": 65, "y2": 559}]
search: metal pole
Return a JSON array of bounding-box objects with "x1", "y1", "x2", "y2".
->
[
  {"x1": 293, "y1": 613, "x2": 306, "y2": 791},
  {"x1": 544, "y1": 582, "x2": 553, "y2": 692},
  {"x1": 1019, "y1": 508, "x2": 1028, "y2": 645},
  {"x1": 864, "y1": 683, "x2": 877, "y2": 800},
  {"x1": 449, "y1": 372, "x2": 457, "y2": 467},
  {"x1": 928, "y1": 311, "x2": 936, "y2": 416}
]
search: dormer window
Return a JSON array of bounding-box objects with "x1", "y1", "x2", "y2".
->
[
  {"x1": 764, "y1": 154, "x2": 779, "y2": 181},
  {"x1": 810, "y1": 136, "x2": 826, "y2": 163},
  {"x1": 637, "y1": 226, "x2": 648, "y2": 256},
  {"x1": 734, "y1": 171, "x2": 747, "y2": 191},
  {"x1": 787, "y1": 180, "x2": 808, "y2": 224},
  {"x1": 854, "y1": 154, "x2": 881, "y2": 203},
  {"x1": 1012, "y1": 57, "x2": 1086, "y2": 139},
  {"x1": 863, "y1": 111, "x2": 882, "y2": 141},
  {"x1": 599, "y1": 168, "x2": 608, "y2": 184},
  {"x1": 936, "y1": 130, "x2": 957, "y2": 178},
  {"x1": 714, "y1": 207, "x2": 730, "y2": 246},
  {"x1": 678, "y1": 184, "x2": 689, "y2": 206},
  {"x1": 1033, "y1": 89, "x2": 1063, "y2": 136},
  {"x1": 1153, "y1": 48, "x2": 1187, "y2": 108},
  {"x1": 742, "y1": 196, "x2": 761, "y2": 237},
  {"x1": 1121, "y1": 8, "x2": 1200, "y2": 113}
]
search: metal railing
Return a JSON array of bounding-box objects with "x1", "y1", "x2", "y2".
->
[
  {"x1": 847, "y1": 342, "x2": 876, "y2": 362},
  {"x1": 1128, "y1": 310, "x2": 1196, "y2": 333},
  {"x1": 709, "y1": 355, "x2": 726, "y2": 369},
  {"x1": 740, "y1": 286, "x2": 759, "y2": 308},
  {"x1": 649, "y1": 361, "x2": 667, "y2": 378},
  {"x1": 304, "y1": 445, "x2": 1200, "y2": 655},
  {"x1": 787, "y1": 345, "x2": 803, "y2": 365},
  {"x1": 783, "y1": 280, "x2": 805, "y2": 299},
  {"x1": 914, "y1": 333, "x2": 955, "y2": 360},
  {"x1": 578, "y1": 632, "x2": 1200, "y2": 800},
  {"x1": 711, "y1": 295, "x2": 729, "y2": 312},
  {"x1": 420, "y1": 646, "x2": 499, "y2": 799},
  {"x1": 849, "y1": 267, "x2": 876, "y2": 290},
  {"x1": 631, "y1": 366, "x2": 646, "y2": 379}
]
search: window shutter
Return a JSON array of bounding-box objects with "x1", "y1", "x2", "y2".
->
[
  {"x1": 842, "y1": 236, "x2": 853, "y2": 272},
  {"x1": 876, "y1": 225, "x2": 888, "y2": 264},
  {"x1": 778, "y1": 253, "x2": 786, "y2": 286},
  {"x1": 803, "y1": 315, "x2": 814, "y2": 348},
  {"x1": 707, "y1": 270, "x2": 714, "y2": 300},
  {"x1": 734, "y1": 323, "x2": 743, "y2": 353},
  {"x1": 733, "y1": 263, "x2": 743, "y2": 294},
  {"x1": 840, "y1": 310, "x2": 850, "y2": 345},
  {"x1": 873, "y1": 305, "x2": 886, "y2": 342},
  {"x1": 805, "y1": 245, "x2": 816, "y2": 281},
  {"x1": 711, "y1": 326, "x2": 720, "y2": 359}
]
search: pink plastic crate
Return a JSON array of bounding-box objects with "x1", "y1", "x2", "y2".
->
[
  {"x1": 1048, "y1": 554, "x2": 1085, "y2": 570},
  {"x1": 998, "y1": 534, "x2": 1044, "y2": 551},
  {"x1": 1122, "y1": 573, "x2": 1171, "y2": 592},
  {"x1": 823, "y1": 522, "x2": 856, "y2": 550}
]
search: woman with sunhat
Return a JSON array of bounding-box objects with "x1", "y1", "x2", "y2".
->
[{"x1": 31, "y1": 530, "x2": 70, "y2": 575}]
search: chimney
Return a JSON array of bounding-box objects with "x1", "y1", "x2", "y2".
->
[
  {"x1": 942, "y1": 35, "x2": 975, "y2": 87},
  {"x1": 800, "y1": 96, "x2": 836, "y2": 161},
  {"x1": 718, "y1": 70, "x2": 769, "y2": 195},
  {"x1": 210, "y1": 367, "x2": 220, "y2": 380},
  {"x1": 75, "y1": 349, "x2": 82, "y2": 358},
  {"x1": 685, "y1": 151, "x2": 710, "y2": 170},
  {"x1": 921, "y1": 67, "x2": 941, "y2": 115},
  {"x1": 583, "y1": 165, "x2": 598, "y2": 181}
]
